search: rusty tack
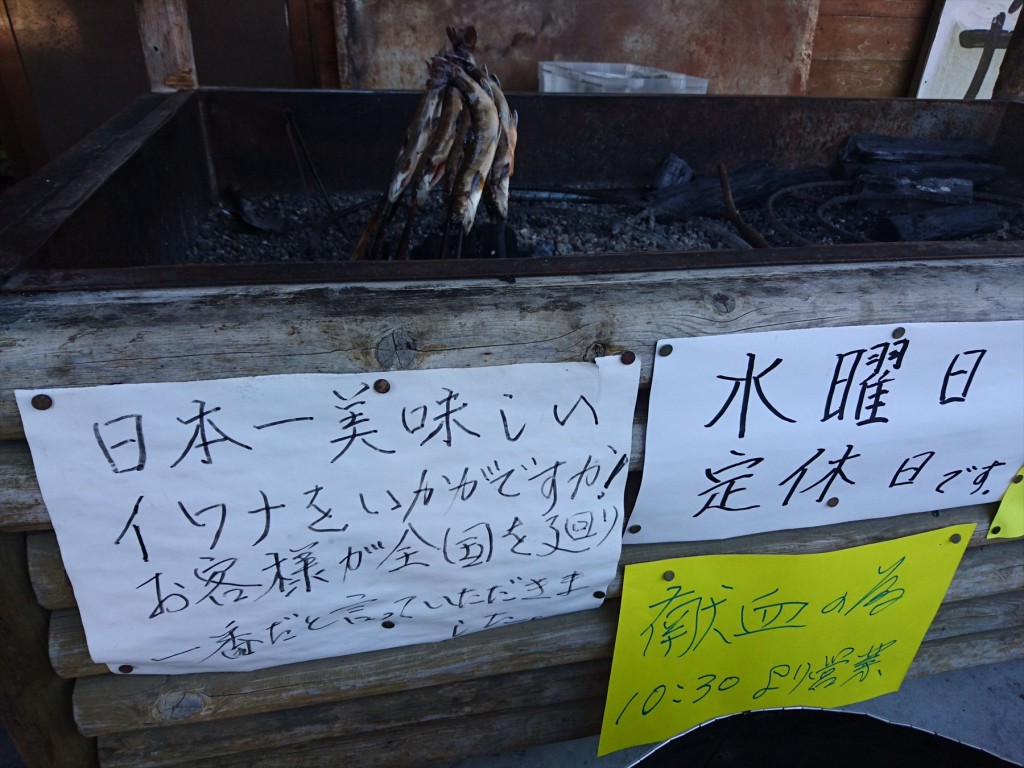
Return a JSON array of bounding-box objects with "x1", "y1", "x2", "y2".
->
[
  {"x1": 620, "y1": 351, "x2": 636, "y2": 365},
  {"x1": 373, "y1": 378, "x2": 391, "y2": 394},
  {"x1": 951, "y1": 533, "x2": 963, "y2": 544},
  {"x1": 659, "y1": 344, "x2": 673, "y2": 357},
  {"x1": 662, "y1": 571, "x2": 675, "y2": 582},
  {"x1": 118, "y1": 665, "x2": 133, "y2": 674},
  {"x1": 826, "y1": 497, "x2": 840, "y2": 508},
  {"x1": 892, "y1": 326, "x2": 906, "y2": 340},
  {"x1": 31, "y1": 394, "x2": 52, "y2": 411}
]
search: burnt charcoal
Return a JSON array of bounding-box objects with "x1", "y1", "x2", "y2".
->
[
  {"x1": 648, "y1": 162, "x2": 831, "y2": 220},
  {"x1": 840, "y1": 160, "x2": 1006, "y2": 184},
  {"x1": 841, "y1": 134, "x2": 993, "y2": 163},
  {"x1": 856, "y1": 175, "x2": 974, "y2": 205},
  {"x1": 653, "y1": 153, "x2": 694, "y2": 189},
  {"x1": 872, "y1": 202, "x2": 1004, "y2": 242}
]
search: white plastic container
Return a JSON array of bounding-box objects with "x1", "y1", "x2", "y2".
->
[{"x1": 538, "y1": 61, "x2": 708, "y2": 94}]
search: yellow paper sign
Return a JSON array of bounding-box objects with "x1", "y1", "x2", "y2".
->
[
  {"x1": 987, "y1": 466, "x2": 1024, "y2": 539},
  {"x1": 598, "y1": 524, "x2": 974, "y2": 755}
]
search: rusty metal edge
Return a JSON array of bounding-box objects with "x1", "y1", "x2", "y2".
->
[{"x1": 3, "y1": 239, "x2": 1022, "y2": 293}]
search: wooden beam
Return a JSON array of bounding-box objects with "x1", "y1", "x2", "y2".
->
[
  {"x1": 133, "y1": 0, "x2": 197, "y2": 92},
  {"x1": 0, "y1": 0, "x2": 47, "y2": 177}
]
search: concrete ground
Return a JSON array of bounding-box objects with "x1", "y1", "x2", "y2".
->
[{"x1": 441, "y1": 657, "x2": 1024, "y2": 767}]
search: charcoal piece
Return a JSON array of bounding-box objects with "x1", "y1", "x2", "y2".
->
[
  {"x1": 653, "y1": 153, "x2": 694, "y2": 189},
  {"x1": 856, "y1": 175, "x2": 974, "y2": 205},
  {"x1": 840, "y1": 133, "x2": 993, "y2": 163},
  {"x1": 872, "y1": 202, "x2": 1003, "y2": 242},
  {"x1": 648, "y1": 162, "x2": 830, "y2": 220},
  {"x1": 840, "y1": 160, "x2": 1006, "y2": 184}
]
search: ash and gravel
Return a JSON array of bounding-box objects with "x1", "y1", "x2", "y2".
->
[{"x1": 180, "y1": 184, "x2": 1024, "y2": 265}]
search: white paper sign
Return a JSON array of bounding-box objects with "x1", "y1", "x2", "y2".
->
[
  {"x1": 17, "y1": 357, "x2": 639, "y2": 673},
  {"x1": 629, "y1": 321, "x2": 1024, "y2": 543}
]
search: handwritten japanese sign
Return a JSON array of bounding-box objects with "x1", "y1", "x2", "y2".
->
[
  {"x1": 630, "y1": 321, "x2": 1024, "y2": 543},
  {"x1": 598, "y1": 524, "x2": 973, "y2": 755},
  {"x1": 16, "y1": 357, "x2": 640, "y2": 674}
]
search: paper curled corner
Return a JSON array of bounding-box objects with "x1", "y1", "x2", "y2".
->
[{"x1": 987, "y1": 466, "x2": 1024, "y2": 539}]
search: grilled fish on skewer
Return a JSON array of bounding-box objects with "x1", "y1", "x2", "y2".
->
[
  {"x1": 351, "y1": 58, "x2": 447, "y2": 259},
  {"x1": 440, "y1": 56, "x2": 500, "y2": 233},
  {"x1": 483, "y1": 72, "x2": 517, "y2": 221}
]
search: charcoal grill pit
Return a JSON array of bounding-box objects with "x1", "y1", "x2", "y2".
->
[{"x1": 2, "y1": 90, "x2": 1024, "y2": 292}]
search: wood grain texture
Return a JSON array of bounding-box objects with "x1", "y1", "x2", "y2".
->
[
  {"x1": 80, "y1": 618, "x2": 1024, "y2": 765},
  {"x1": 98, "y1": 659, "x2": 611, "y2": 767},
  {"x1": 0, "y1": 441, "x2": 43, "y2": 532},
  {"x1": 133, "y1": 0, "x2": 196, "y2": 91},
  {"x1": 2, "y1": 257, "x2": 1021, "y2": 443},
  {"x1": 813, "y1": 15, "x2": 923, "y2": 61},
  {"x1": 817, "y1": 0, "x2": 931, "y2": 19},
  {"x1": 807, "y1": 59, "x2": 917, "y2": 98},
  {"x1": 68, "y1": 559, "x2": 1024, "y2": 735}
]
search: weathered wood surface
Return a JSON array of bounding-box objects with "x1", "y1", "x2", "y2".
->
[
  {"x1": 98, "y1": 659, "x2": 611, "y2": 767},
  {"x1": 807, "y1": 0, "x2": 930, "y2": 97},
  {"x1": 0, "y1": 441, "x2": 43, "y2": 532},
  {"x1": 68, "y1": 545, "x2": 1024, "y2": 737},
  {"x1": 27, "y1": 504, "x2": 1018, "y2": 611},
  {"x1": 184, "y1": 696, "x2": 606, "y2": 768},
  {"x1": 0, "y1": 533, "x2": 97, "y2": 767},
  {"x1": 91, "y1": 623, "x2": 1024, "y2": 767},
  {"x1": 809, "y1": 0, "x2": 928, "y2": 97},
  {"x1": 133, "y1": 0, "x2": 196, "y2": 91},
  {"x1": 2, "y1": 256, "x2": 1022, "y2": 442},
  {"x1": 71, "y1": 601, "x2": 619, "y2": 736}
]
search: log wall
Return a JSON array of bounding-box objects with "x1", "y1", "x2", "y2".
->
[{"x1": 1, "y1": 252, "x2": 1022, "y2": 765}]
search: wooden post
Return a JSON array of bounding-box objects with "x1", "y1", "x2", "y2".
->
[
  {"x1": 0, "y1": 532, "x2": 97, "y2": 767},
  {"x1": 133, "y1": 0, "x2": 197, "y2": 92},
  {"x1": 993, "y1": 10, "x2": 1024, "y2": 101}
]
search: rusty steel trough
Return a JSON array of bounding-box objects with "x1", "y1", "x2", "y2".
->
[{"x1": 2, "y1": 89, "x2": 1023, "y2": 292}]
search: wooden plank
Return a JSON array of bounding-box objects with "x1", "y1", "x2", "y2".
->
[
  {"x1": 29, "y1": 508, "x2": 1020, "y2": 611},
  {"x1": 2, "y1": 257, "x2": 1022, "y2": 441},
  {"x1": 98, "y1": 659, "x2": 611, "y2": 767},
  {"x1": 908, "y1": 626, "x2": 1024, "y2": 677},
  {"x1": 0, "y1": 441, "x2": 45, "y2": 533},
  {"x1": 69, "y1": 561, "x2": 1024, "y2": 734},
  {"x1": 133, "y1": 0, "x2": 196, "y2": 92},
  {"x1": 807, "y1": 59, "x2": 917, "y2": 98},
  {"x1": 72, "y1": 601, "x2": 618, "y2": 735},
  {"x1": 817, "y1": 0, "x2": 931, "y2": 19},
  {"x1": 0, "y1": 532, "x2": 97, "y2": 766},
  {"x1": 96, "y1": 625, "x2": 1024, "y2": 768},
  {"x1": 812, "y1": 15, "x2": 924, "y2": 61},
  {"x1": 310, "y1": 0, "x2": 339, "y2": 89},
  {"x1": 185, "y1": 696, "x2": 606, "y2": 768}
]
